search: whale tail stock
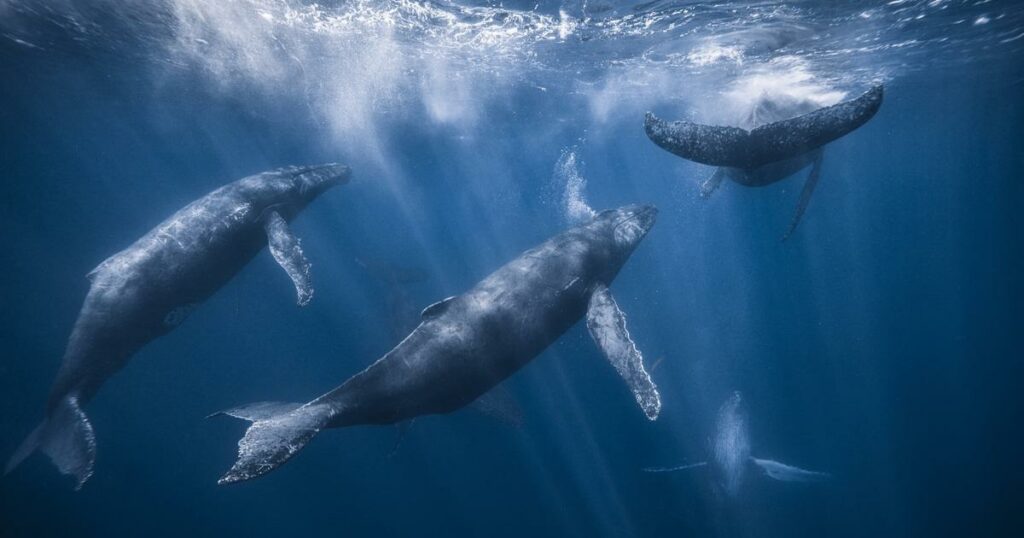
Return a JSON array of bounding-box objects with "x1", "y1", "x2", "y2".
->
[
  {"x1": 210, "y1": 401, "x2": 332, "y2": 485},
  {"x1": 5, "y1": 395, "x2": 97, "y2": 490}
]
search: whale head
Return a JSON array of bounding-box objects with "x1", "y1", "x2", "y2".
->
[
  {"x1": 241, "y1": 163, "x2": 351, "y2": 219},
  {"x1": 596, "y1": 204, "x2": 658, "y2": 252},
  {"x1": 575, "y1": 204, "x2": 657, "y2": 283}
]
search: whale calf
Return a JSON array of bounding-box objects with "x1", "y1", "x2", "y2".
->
[
  {"x1": 5, "y1": 163, "x2": 350, "y2": 489},
  {"x1": 645, "y1": 85, "x2": 883, "y2": 239},
  {"x1": 213, "y1": 205, "x2": 661, "y2": 484},
  {"x1": 645, "y1": 391, "x2": 828, "y2": 499}
]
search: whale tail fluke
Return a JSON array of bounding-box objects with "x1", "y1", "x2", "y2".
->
[
  {"x1": 5, "y1": 396, "x2": 96, "y2": 490},
  {"x1": 645, "y1": 85, "x2": 883, "y2": 169},
  {"x1": 212, "y1": 401, "x2": 331, "y2": 485}
]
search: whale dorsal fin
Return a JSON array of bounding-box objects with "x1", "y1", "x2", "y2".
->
[
  {"x1": 421, "y1": 296, "x2": 456, "y2": 320},
  {"x1": 586, "y1": 284, "x2": 661, "y2": 420},
  {"x1": 263, "y1": 211, "x2": 314, "y2": 307}
]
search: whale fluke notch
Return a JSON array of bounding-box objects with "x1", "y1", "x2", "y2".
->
[
  {"x1": 645, "y1": 85, "x2": 884, "y2": 169},
  {"x1": 586, "y1": 284, "x2": 661, "y2": 420},
  {"x1": 264, "y1": 211, "x2": 314, "y2": 307}
]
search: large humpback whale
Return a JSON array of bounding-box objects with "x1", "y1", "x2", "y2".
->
[
  {"x1": 5, "y1": 163, "x2": 350, "y2": 489},
  {"x1": 645, "y1": 85, "x2": 883, "y2": 239},
  {"x1": 213, "y1": 205, "x2": 661, "y2": 484},
  {"x1": 645, "y1": 392, "x2": 828, "y2": 499}
]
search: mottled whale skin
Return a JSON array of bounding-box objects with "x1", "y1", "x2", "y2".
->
[
  {"x1": 646, "y1": 392, "x2": 829, "y2": 499},
  {"x1": 5, "y1": 164, "x2": 349, "y2": 489},
  {"x1": 645, "y1": 85, "x2": 883, "y2": 239},
  {"x1": 214, "y1": 205, "x2": 661, "y2": 484}
]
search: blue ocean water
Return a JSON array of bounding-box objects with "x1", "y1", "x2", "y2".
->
[{"x1": 0, "y1": 1, "x2": 1021, "y2": 536}]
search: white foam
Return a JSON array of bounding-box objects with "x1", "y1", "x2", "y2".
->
[{"x1": 553, "y1": 150, "x2": 595, "y2": 224}]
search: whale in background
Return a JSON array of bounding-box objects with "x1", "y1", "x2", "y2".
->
[
  {"x1": 213, "y1": 205, "x2": 661, "y2": 484},
  {"x1": 645, "y1": 85, "x2": 883, "y2": 239},
  {"x1": 5, "y1": 164, "x2": 350, "y2": 489},
  {"x1": 645, "y1": 391, "x2": 829, "y2": 499}
]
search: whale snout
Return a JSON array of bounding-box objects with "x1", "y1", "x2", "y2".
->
[
  {"x1": 608, "y1": 204, "x2": 657, "y2": 247},
  {"x1": 621, "y1": 204, "x2": 658, "y2": 234}
]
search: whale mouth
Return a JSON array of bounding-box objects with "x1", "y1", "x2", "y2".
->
[
  {"x1": 618, "y1": 204, "x2": 657, "y2": 233},
  {"x1": 612, "y1": 204, "x2": 657, "y2": 246}
]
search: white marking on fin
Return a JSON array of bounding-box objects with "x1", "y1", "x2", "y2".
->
[
  {"x1": 264, "y1": 211, "x2": 314, "y2": 306},
  {"x1": 586, "y1": 284, "x2": 661, "y2": 420}
]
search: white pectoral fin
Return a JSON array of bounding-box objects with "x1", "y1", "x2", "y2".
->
[
  {"x1": 264, "y1": 211, "x2": 314, "y2": 306},
  {"x1": 643, "y1": 462, "x2": 707, "y2": 473},
  {"x1": 782, "y1": 153, "x2": 823, "y2": 242},
  {"x1": 700, "y1": 168, "x2": 725, "y2": 199},
  {"x1": 751, "y1": 457, "x2": 830, "y2": 482},
  {"x1": 586, "y1": 284, "x2": 661, "y2": 420}
]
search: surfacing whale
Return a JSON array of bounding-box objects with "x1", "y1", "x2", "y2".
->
[
  {"x1": 5, "y1": 164, "x2": 349, "y2": 489},
  {"x1": 645, "y1": 391, "x2": 829, "y2": 499},
  {"x1": 213, "y1": 205, "x2": 661, "y2": 484},
  {"x1": 645, "y1": 85, "x2": 883, "y2": 239}
]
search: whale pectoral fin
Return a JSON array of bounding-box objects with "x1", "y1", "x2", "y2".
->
[
  {"x1": 700, "y1": 168, "x2": 726, "y2": 199},
  {"x1": 643, "y1": 461, "x2": 707, "y2": 473},
  {"x1": 469, "y1": 384, "x2": 525, "y2": 429},
  {"x1": 388, "y1": 419, "x2": 416, "y2": 458},
  {"x1": 781, "y1": 153, "x2": 823, "y2": 241},
  {"x1": 586, "y1": 284, "x2": 661, "y2": 420},
  {"x1": 751, "y1": 457, "x2": 830, "y2": 482},
  {"x1": 263, "y1": 211, "x2": 314, "y2": 306}
]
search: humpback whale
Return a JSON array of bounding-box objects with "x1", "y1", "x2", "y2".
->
[
  {"x1": 645, "y1": 392, "x2": 828, "y2": 499},
  {"x1": 644, "y1": 85, "x2": 883, "y2": 239},
  {"x1": 213, "y1": 205, "x2": 661, "y2": 484},
  {"x1": 5, "y1": 164, "x2": 350, "y2": 489}
]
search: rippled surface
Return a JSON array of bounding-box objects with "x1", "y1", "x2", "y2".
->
[{"x1": 2, "y1": 0, "x2": 1021, "y2": 135}]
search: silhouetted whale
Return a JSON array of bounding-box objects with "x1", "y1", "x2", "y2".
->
[
  {"x1": 5, "y1": 164, "x2": 350, "y2": 489},
  {"x1": 645, "y1": 85, "x2": 883, "y2": 239},
  {"x1": 645, "y1": 391, "x2": 828, "y2": 499},
  {"x1": 213, "y1": 205, "x2": 661, "y2": 484}
]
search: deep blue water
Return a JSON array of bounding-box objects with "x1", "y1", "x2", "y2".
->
[{"x1": 1, "y1": 1, "x2": 1022, "y2": 536}]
